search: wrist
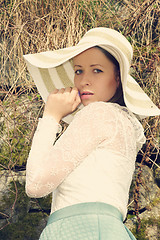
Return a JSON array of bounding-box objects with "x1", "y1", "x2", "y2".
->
[{"x1": 43, "y1": 111, "x2": 61, "y2": 123}]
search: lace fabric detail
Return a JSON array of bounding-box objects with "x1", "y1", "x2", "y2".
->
[
  {"x1": 113, "y1": 105, "x2": 146, "y2": 152},
  {"x1": 25, "y1": 102, "x2": 145, "y2": 198}
]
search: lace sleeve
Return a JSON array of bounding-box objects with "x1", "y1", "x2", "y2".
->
[{"x1": 25, "y1": 102, "x2": 141, "y2": 198}]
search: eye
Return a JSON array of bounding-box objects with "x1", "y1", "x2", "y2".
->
[
  {"x1": 75, "y1": 69, "x2": 83, "y2": 75},
  {"x1": 93, "y1": 69, "x2": 103, "y2": 73}
]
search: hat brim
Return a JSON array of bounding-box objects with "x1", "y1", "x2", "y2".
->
[
  {"x1": 23, "y1": 27, "x2": 160, "y2": 123},
  {"x1": 24, "y1": 53, "x2": 160, "y2": 123}
]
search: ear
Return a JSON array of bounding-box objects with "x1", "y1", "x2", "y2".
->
[
  {"x1": 115, "y1": 70, "x2": 120, "y2": 88},
  {"x1": 116, "y1": 75, "x2": 120, "y2": 88}
]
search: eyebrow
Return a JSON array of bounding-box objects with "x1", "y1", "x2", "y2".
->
[
  {"x1": 74, "y1": 64, "x2": 103, "y2": 68},
  {"x1": 74, "y1": 65, "x2": 82, "y2": 68},
  {"x1": 90, "y1": 64, "x2": 103, "y2": 67}
]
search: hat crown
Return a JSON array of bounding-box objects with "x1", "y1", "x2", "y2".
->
[{"x1": 78, "y1": 27, "x2": 133, "y2": 65}]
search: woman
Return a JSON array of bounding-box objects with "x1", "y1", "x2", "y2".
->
[{"x1": 24, "y1": 27, "x2": 160, "y2": 239}]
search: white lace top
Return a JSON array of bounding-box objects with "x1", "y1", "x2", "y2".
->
[{"x1": 25, "y1": 102, "x2": 146, "y2": 220}]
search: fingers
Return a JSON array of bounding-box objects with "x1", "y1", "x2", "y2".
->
[
  {"x1": 44, "y1": 87, "x2": 81, "y2": 120},
  {"x1": 51, "y1": 87, "x2": 72, "y2": 95},
  {"x1": 69, "y1": 87, "x2": 81, "y2": 110},
  {"x1": 52, "y1": 89, "x2": 59, "y2": 94},
  {"x1": 51, "y1": 87, "x2": 78, "y2": 96},
  {"x1": 50, "y1": 87, "x2": 81, "y2": 106},
  {"x1": 65, "y1": 87, "x2": 72, "y2": 93},
  {"x1": 57, "y1": 88, "x2": 65, "y2": 94},
  {"x1": 58, "y1": 87, "x2": 81, "y2": 110}
]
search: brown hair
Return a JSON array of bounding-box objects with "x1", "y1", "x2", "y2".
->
[{"x1": 95, "y1": 46, "x2": 126, "y2": 107}]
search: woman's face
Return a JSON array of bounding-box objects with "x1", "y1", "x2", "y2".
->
[{"x1": 73, "y1": 47, "x2": 119, "y2": 106}]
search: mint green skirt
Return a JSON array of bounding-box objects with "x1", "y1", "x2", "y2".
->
[{"x1": 39, "y1": 202, "x2": 136, "y2": 240}]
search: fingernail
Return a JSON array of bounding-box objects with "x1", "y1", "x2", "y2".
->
[{"x1": 78, "y1": 91, "x2": 81, "y2": 97}]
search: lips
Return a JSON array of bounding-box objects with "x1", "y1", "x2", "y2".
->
[
  {"x1": 81, "y1": 91, "x2": 94, "y2": 96},
  {"x1": 81, "y1": 91, "x2": 94, "y2": 99}
]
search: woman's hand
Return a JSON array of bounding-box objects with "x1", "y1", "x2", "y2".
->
[{"x1": 43, "y1": 87, "x2": 81, "y2": 122}]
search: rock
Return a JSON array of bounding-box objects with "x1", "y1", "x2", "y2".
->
[
  {"x1": 128, "y1": 163, "x2": 160, "y2": 212},
  {"x1": 125, "y1": 202, "x2": 160, "y2": 240},
  {"x1": 126, "y1": 163, "x2": 160, "y2": 240},
  {"x1": 155, "y1": 168, "x2": 160, "y2": 186}
]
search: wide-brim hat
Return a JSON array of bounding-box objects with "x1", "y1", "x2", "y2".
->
[{"x1": 23, "y1": 27, "x2": 160, "y2": 123}]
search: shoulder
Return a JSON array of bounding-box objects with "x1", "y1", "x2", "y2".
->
[
  {"x1": 74, "y1": 102, "x2": 145, "y2": 151},
  {"x1": 80, "y1": 101, "x2": 119, "y2": 111},
  {"x1": 75, "y1": 101, "x2": 129, "y2": 121},
  {"x1": 75, "y1": 101, "x2": 145, "y2": 136},
  {"x1": 72, "y1": 102, "x2": 134, "y2": 134}
]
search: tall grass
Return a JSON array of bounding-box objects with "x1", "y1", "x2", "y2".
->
[{"x1": 0, "y1": 0, "x2": 159, "y2": 234}]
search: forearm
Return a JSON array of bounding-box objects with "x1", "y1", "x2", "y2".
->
[{"x1": 25, "y1": 116, "x2": 61, "y2": 197}]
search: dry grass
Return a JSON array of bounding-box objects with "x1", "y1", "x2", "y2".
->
[{"x1": 0, "y1": 0, "x2": 159, "y2": 232}]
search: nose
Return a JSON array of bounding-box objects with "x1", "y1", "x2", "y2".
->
[{"x1": 79, "y1": 72, "x2": 91, "y2": 87}]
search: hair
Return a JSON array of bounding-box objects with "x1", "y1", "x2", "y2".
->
[{"x1": 95, "y1": 46, "x2": 126, "y2": 107}]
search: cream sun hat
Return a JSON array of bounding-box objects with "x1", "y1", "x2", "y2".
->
[{"x1": 23, "y1": 27, "x2": 160, "y2": 123}]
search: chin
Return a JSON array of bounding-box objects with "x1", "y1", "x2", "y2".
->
[
  {"x1": 82, "y1": 102, "x2": 89, "y2": 106},
  {"x1": 82, "y1": 100, "x2": 96, "y2": 106}
]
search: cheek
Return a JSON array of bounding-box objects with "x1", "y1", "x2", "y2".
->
[
  {"x1": 101, "y1": 77, "x2": 118, "y2": 97},
  {"x1": 110, "y1": 82, "x2": 118, "y2": 96},
  {"x1": 104, "y1": 76, "x2": 117, "y2": 89},
  {"x1": 111, "y1": 79, "x2": 118, "y2": 90},
  {"x1": 108, "y1": 74, "x2": 119, "y2": 88},
  {"x1": 74, "y1": 77, "x2": 78, "y2": 87}
]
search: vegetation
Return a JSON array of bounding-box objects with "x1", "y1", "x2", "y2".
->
[
  {"x1": 0, "y1": 0, "x2": 160, "y2": 239},
  {"x1": 0, "y1": 181, "x2": 50, "y2": 239},
  {"x1": 131, "y1": 217, "x2": 160, "y2": 240}
]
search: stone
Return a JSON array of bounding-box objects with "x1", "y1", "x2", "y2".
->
[
  {"x1": 128, "y1": 163, "x2": 160, "y2": 212},
  {"x1": 155, "y1": 168, "x2": 160, "y2": 186},
  {"x1": 125, "y1": 202, "x2": 160, "y2": 240}
]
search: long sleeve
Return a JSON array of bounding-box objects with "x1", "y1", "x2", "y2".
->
[{"x1": 25, "y1": 102, "x2": 145, "y2": 198}]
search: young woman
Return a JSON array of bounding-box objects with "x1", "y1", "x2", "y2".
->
[{"x1": 24, "y1": 27, "x2": 160, "y2": 239}]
